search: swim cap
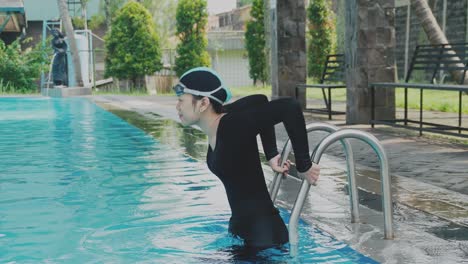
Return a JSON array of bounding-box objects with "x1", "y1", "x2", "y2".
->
[{"x1": 174, "y1": 67, "x2": 232, "y2": 104}]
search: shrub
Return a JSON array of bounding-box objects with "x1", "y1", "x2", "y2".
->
[
  {"x1": 245, "y1": 0, "x2": 268, "y2": 85},
  {"x1": 72, "y1": 17, "x2": 86, "y2": 30},
  {"x1": 89, "y1": 15, "x2": 105, "y2": 30},
  {"x1": 105, "y1": 1, "x2": 163, "y2": 88},
  {"x1": 174, "y1": 0, "x2": 210, "y2": 76},
  {"x1": 0, "y1": 38, "x2": 48, "y2": 93},
  {"x1": 307, "y1": 0, "x2": 335, "y2": 78}
]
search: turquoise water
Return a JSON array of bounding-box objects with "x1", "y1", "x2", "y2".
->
[{"x1": 0, "y1": 97, "x2": 377, "y2": 263}]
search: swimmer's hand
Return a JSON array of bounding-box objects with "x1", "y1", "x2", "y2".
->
[
  {"x1": 268, "y1": 154, "x2": 291, "y2": 176},
  {"x1": 298, "y1": 162, "x2": 320, "y2": 186}
]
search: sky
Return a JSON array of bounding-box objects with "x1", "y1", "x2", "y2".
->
[{"x1": 207, "y1": 0, "x2": 237, "y2": 15}]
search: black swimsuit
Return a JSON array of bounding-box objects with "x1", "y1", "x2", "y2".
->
[{"x1": 206, "y1": 95, "x2": 312, "y2": 249}]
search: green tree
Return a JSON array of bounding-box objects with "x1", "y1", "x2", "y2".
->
[
  {"x1": 99, "y1": 0, "x2": 126, "y2": 30},
  {"x1": 245, "y1": 0, "x2": 267, "y2": 85},
  {"x1": 175, "y1": 0, "x2": 210, "y2": 76},
  {"x1": 0, "y1": 38, "x2": 48, "y2": 92},
  {"x1": 104, "y1": 1, "x2": 162, "y2": 89},
  {"x1": 307, "y1": 0, "x2": 335, "y2": 78},
  {"x1": 139, "y1": 0, "x2": 178, "y2": 49},
  {"x1": 97, "y1": 0, "x2": 177, "y2": 48}
]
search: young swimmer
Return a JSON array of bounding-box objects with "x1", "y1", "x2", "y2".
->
[{"x1": 174, "y1": 67, "x2": 320, "y2": 251}]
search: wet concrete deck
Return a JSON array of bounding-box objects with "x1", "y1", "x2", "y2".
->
[{"x1": 89, "y1": 95, "x2": 468, "y2": 263}]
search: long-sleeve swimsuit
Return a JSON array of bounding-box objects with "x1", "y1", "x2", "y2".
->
[{"x1": 206, "y1": 95, "x2": 312, "y2": 249}]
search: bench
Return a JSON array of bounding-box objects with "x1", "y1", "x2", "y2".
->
[
  {"x1": 94, "y1": 77, "x2": 113, "y2": 87},
  {"x1": 370, "y1": 43, "x2": 468, "y2": 138},
  {"x1": 296, "y1": 54, "x2": 346, "y2": 120}
]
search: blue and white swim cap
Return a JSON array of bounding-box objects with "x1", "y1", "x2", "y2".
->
[{"x1": 174, "y1": 67, "x2": 232, "y2": 105}]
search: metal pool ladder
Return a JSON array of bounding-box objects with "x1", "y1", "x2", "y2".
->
[
  {"x1": 268, "y1": 125, "x2": 394, "y2": 257},
  {"x1": 269, "y1": 123, "x2": 360, "y2": 223}
]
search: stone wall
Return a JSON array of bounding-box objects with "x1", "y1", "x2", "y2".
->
[
  {"x1": 272, "y1": 0, "x2": 306, "y2": 102},
  {"x1": 345, "y1": 0, "x2": 396, "y2": 124}
]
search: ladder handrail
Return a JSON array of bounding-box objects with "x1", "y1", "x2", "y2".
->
[
  {"x1": 46, "y1": 53, "x2": 56, "y2": 90},
  {"x1": 289, "y1": 129, "x2": 393, "y2": 257},
  {"x1": 269, "y1": 122, "x2": 359, "y2": 223},
  {"x1": 268, "y1": 140, "x2": 292, "y2": 199}
]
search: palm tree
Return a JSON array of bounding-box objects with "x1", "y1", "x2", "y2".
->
[
  {"x1": 104, "y1": 0, "x2": 111, "y2": 30},
  {"x1": 411, "y1": 0, "x2": 467, "y2": 84},
  {"x1": 57, "y1": 0, "x2": 83, "y2": 86},
  {"x1": 80, "y1": 0, "x2": 88, "y2": 31}
]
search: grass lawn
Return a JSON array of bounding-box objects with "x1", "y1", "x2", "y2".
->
[
  {"x1": 394, "y1": 88, "x2": 468, "y2": 114},
  {"x1": 231, "y1": 85, "x2": 468, "y2": 114}
]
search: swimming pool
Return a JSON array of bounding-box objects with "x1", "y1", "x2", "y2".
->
[{"x1": 0, "y1": 97, "x2": 378, "y2": 263}]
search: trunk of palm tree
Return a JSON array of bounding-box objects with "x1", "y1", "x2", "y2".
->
[
  {"x1": 104, "y1": 0, "x2": 111, "y2": 30},
  {"x1": 81, "y1": 0, "x2": 88, "y2": 31},
  {"x1": 411, "y1": 0, "x2": 468, "y2": 84},
  {"x1": 57, "y1": 0, "x2": 83, "y2": 86}
]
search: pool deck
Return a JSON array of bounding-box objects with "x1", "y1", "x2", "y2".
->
[{"x1": 89, "y1": 95, "x2": 468, "y2": 263}]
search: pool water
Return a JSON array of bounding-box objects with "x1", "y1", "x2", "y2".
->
[{"x1": 0, "y1": 98, "x2": 377, "y2": 263}]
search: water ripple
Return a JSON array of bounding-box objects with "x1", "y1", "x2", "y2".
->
[{"x1": 0, "y1": 98, "x2": 376, "y2": 263}]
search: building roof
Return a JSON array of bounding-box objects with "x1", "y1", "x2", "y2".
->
[
  {"x1": 0, "y1": 0, "x2": 25, "y2": 33},
  {"x1": 206, "y1": 5, "x2": 251, "y2": 51},
  {"x1": 208, "y1": 4, "x2": 251, "y2": 32},
  {"x1": 215, "y1": 4, "x2": 251, "y2": 17},
  {"x1": 0, "y1": 0, "x2": 24, "y2": 12},
  {"x1": 23, "y1": 0, "x2": 100, "y2": 21}
]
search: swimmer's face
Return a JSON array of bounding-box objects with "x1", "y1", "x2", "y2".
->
[{"x1": 176, "y1": 93, "x2": 201, "y2": 126}]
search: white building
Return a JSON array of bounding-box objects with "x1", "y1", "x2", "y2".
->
[
  {"x1": 208, "y1": 31, "x2": 253, "y2": 88},
  {"x1": 207, "y1": 4, "x2": 255, "y2": 88}
]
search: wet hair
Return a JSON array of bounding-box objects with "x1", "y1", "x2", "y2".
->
[{"x1": 179, "y1": 67, "x2": 229, "y2": 113}]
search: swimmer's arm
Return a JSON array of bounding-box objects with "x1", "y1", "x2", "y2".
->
[
  {"x1": 244, "y1": 97, "x2": 312, "y2": 173},
  {"x1": 224, "y1": 94, "x2": 278, "y2": 160}
]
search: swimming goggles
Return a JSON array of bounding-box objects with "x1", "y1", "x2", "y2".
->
[{"x1": 173, "y1": 82, "x2": 228, "y2": 105}]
